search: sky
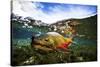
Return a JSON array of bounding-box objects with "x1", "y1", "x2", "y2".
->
[{"x1": 12, "y1": 0, "x2": 97, "y2": 24}]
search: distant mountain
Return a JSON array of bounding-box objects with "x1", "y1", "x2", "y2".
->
[
  {"x1": 51, "y1": 15, "x2": 97, "y2": 26},
  {"x1": 50, "y1": 15, "x2": 97, "y2": 39},
  {"x1": 75, "y1": 15, "x2": 97, "y2": 40},
  {"x1": 11, "y1": 13, "x2": 49, "y2": 28}
]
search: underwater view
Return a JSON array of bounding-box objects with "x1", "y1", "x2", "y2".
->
[{"x1": 11, "y1": 0, "x2": 97, "y2": 66}]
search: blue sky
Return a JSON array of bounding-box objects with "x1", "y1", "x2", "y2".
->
[
  {"x1": 37, "y1": 2, "x2": 97, "y2": 14},
  {"x1": 13, "y1": 0, "x2": 97, "y2": 24}
]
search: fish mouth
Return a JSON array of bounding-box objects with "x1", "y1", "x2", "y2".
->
[
  {"x1": 32, "y1": 40, "x2": 49, "y2": 47},
  {"x1": 32, "y1": 40, "x2": 54, "y2": 50},
  {"x1": 32, "y1": 41, "x2": 54, "y2": 51},
  {"x1": 34, "y1": 45, "x2": 53, "y2": 51}
]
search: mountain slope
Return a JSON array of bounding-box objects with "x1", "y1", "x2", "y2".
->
[{"x1": 51, "y1": 15, "x2": 97, "y2": 40}]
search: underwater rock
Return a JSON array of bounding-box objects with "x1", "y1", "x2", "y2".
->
[{"x1": 31, "y1": 32, "x2": 73, "y2": 52}]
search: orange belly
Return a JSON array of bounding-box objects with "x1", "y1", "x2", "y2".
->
[{"x1": 57, "y1": 42, "x2": 71, "y2": 49}]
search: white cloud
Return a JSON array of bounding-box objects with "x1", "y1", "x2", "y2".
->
[{"x1": 12, "y1": 0, "x2": 96, "y2": 24}]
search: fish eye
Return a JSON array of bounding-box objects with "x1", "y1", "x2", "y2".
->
[{"x1": 45, "y1": 38, "x2": 49, "y2": 41}]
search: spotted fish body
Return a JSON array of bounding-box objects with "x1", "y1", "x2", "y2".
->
[{"x1": 31, "y1": 32, "x2": 73, "y2": 51}]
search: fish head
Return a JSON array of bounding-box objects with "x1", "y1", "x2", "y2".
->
[{"x1": 32, "y1": 34, "x2": 55, "y2": 48}]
